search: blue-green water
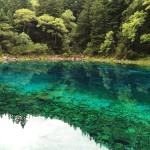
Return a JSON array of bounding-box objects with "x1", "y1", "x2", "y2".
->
[{"x1": 0, "y1": 62, "x2": 150, "y2": 150}]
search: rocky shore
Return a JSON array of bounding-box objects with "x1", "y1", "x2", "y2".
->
[
  {"x1": 0, "y1": 55, "x2": 84, "y2": 63},
  {"x1": 0, "y1": 55, "x2": 150, "y2": 66}
]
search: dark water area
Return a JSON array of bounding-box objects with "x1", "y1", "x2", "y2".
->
[{"x1": 0, "y1": 62, "x2": 150, "y2": 150}]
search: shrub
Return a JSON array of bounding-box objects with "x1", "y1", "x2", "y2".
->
[
  {"x1": 34, "y1": 43, "x2": 48, "y2": 54},
  {"x1": 84, "y1": 42, "x2": 98, "y2": 56},
  {"x1": 10, "y1": 45, "x2": 35, "y2": 55},
  {"x1": 115, "y1": 43, "x2": 137, "y2": 60},
  {"x1": 99, "y1": 31, "x2": 115, "y2": 56}
]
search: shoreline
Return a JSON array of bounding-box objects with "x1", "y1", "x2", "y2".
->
[
  {"x1": 0, "y1": 55, "x2": 150, "y2": 67},
  {"x1": 84, "y1": 57, "x2": 150, "y2": 67}
]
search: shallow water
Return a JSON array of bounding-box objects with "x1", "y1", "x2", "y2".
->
[{"x1": 0, "y1": 62, "x2": 150, "y2": 150}]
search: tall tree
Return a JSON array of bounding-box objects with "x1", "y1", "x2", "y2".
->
[
  {"x1": 63, "y1": 0, "x2": 86, "y2": 18},
  {"x1": 121, "y1": 0, "x2": 150, "y2": 55},
  {"x1": 37, "y1": 14, "x2": 68, "y2": 53},
  {"x1": 61, "y1": 9, "x2": 77, "y2": 52},
  {"x1": 14, "y1": 9, "x2": 36, "y2": 33},
  {"x1": 74, "y1": 0, "x2": 93, "y2": 52},
  {"x1": 88, "y1": 0, "x2": 128, "y2": 55},
  {"x1": 37, "y1": 0, "x2": 64, "y2": 17}
]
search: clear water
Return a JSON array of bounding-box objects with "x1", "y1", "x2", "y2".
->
[{"x1": 0, "y1": 62, "x2": 150, "y2": 150}]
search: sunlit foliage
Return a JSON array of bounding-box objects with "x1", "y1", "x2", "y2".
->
[{"x1": 0, "y1": 0, "x2": 149, "y2": 58}]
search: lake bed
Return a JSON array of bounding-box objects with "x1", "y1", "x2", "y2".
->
[{"x1": 0, "y1": 62, "x2": 150, "y2": 150}]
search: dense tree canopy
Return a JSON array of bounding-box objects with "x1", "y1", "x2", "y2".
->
[{"x1": 0, "y1": 0, "x2": 149, "y2": 59}]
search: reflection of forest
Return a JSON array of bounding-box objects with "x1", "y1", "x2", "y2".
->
[
  {"x1": 0, "y1": 62, "x2": 149, "y2": 102},
  {"x1": 0, "y1": 62, "x2": 150, "y2": 150}
]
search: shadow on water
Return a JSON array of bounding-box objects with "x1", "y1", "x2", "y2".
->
[{"x1": 0, "y1": 62, "x2": 150, "y2": 150}]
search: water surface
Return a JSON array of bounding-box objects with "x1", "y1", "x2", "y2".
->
[
  {"x1": 0, "y1": 115, "x2": 105, "y2": 150},
  {"x1": 0, "y1": 62, "x2": 150, "y2": 150}
]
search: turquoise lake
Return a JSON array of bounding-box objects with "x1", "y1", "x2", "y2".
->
[{"x1": 0, "y1": 62, "x2": 150, "y2": 150}]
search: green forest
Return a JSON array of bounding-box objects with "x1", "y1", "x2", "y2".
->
[{"x1": 0, "y1": 0, "x2": 150, "y2": 60}]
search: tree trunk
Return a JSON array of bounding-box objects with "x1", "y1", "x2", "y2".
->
[
  {"x1": 54, "y1": 33, "x2": 57, "y2": 47},
  {"x1": 23, "y1": 22, "x2": 26, "y2": 32}
]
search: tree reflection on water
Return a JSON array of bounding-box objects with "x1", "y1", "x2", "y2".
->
[{"x1": 0, "y1": 62, "x2": 150, "y2": 150}]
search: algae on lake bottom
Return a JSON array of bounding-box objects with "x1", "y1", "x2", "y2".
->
[{"x1": 0, "y1": 62, "x2": 150, "y2": 150}]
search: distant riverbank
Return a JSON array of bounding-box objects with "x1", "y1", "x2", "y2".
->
[
  {"x1": 0, "y1": 55, "x2": 150, "y2": 67},
  {"x1": 85, "y1": 56, "x2": 150, "y2": 67}
]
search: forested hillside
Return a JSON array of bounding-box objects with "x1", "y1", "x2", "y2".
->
[{"x1": 0, "y1": 0, "x2": 150, "y2": 59}]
